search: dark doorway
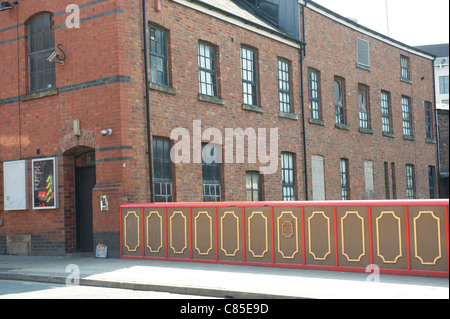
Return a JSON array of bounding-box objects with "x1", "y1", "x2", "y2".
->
[{"x1": 75, "y1": 151, "x2": 96, "y2": 252}]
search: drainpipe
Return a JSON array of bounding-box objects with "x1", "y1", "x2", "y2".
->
[
  {"x1": 300, "y1": 1, "x2": 309, "y2": 200},
  {"x1": 143, "y1": 0, "x2": 154, "y2": 202}
]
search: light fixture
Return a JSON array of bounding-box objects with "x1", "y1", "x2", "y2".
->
[
  {"x1": 101, "y1": 129, "x2": 112, "y2": 136},
  {"x1": 0, "y1": 2, "x2": 14, "y2": 11}
]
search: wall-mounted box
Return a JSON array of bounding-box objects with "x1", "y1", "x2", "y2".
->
[{"x1": 3, "y1": 160, "x2": 28, "y2": 211}]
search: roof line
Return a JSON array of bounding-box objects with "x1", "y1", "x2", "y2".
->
[{"x1": 304, "y1": 0, "x2": 435, "y2": 60}]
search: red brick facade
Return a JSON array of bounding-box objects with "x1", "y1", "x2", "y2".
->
[{"x1": 0, "y1": 0, "x2": 438, "y2": 256}]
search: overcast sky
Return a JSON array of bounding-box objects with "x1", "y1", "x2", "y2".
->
[{"x1": 313, "y1": 0, "x2": 449, "y2": 46}]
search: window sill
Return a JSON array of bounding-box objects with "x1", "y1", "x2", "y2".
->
[
  {"x1": 403, "y1": 135, "x2": 415, "y2": 141},
  {"x1": 356, "y1": 63, "x2": 371, "y2": 71},
  {"x1": 242, "y1": 104, "x2": 263, "y2": 113},
  {"x1": 278, "y1": 111, "x2": 298, "y2": 120},
  {"x1": 358, "y1": 127, "x2": 373, "y2": 134},
  {"x1": 335, "y1": 123, "x2": 350, "y2": 131},
  {"x1": 308, "y1": 118, "x2": 325, "y2": 126},
  {"x1": 382, "y1": 132, "x2": 395, "y2": 138},
  {"x1": 401, "y1": 77, "x2": 412, "y2": 84},
  {"x1": 21, "y1": 88, "x2": 59, "y2": 102},
  {"x1": 198, "y1": 93, "x2": 224, "y2": 106},
  {"x1": 149, "y1": 82, "x2": 177, "y2": 95},
  {"x1": 426, "y1": 138, "x2": 436, "y2": 144}
]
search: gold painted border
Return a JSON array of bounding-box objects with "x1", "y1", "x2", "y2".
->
[
  {"x1": 341, "y1": 211, "x2": 366, "y2": 262},
  {"x1": 146, "y1": 211, "x2": 163, "y2": 253},
  {"x1": 413, "y1": 211, "x2": 442, "y2": 265},
  {"x1": 277, "y1": 211, "x2": 299, "y2": 259},
  {"x1": 194, "y1": 211, "x2": 213, "y2": 256},
  {"x1": 124, "y1": 211, "x2": 140, "y2": 252},
  {"x1": 169, "y1": 211, "x2": 187, "y2": 254},
  {"x1": 220, "y1": 211, "x2": 240, "y2": 257},
  {"x1": 248, "y1": 211, "x2": 268, "y2": 258},
  {"x1": 307, "y1": 211, "x2": 331, "y2": 261},
  {"x1": 376, "y1": 211, "x2": 402, "y2": 263}
]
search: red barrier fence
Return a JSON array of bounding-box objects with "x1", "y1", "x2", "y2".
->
[{"x1": 120, "y1": 200, "x2": 449, "y2": 278}]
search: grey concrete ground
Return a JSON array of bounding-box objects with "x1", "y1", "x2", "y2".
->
[{"x1": 0, "y1": 255, "x2": 448, "y2": 299}]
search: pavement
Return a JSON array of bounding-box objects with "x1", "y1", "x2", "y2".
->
[{"x1": 0, "y1": 255, "x2": 448, "y2": 299}]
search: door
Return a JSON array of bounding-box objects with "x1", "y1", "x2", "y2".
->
[{"x1": 75, "y1": 152, "x2": 96, "y2": 252}]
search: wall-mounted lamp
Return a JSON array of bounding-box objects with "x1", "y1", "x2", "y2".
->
[
  {"x1": 0, "y1": 2, "x2": 15, "y2": 11},
  {"x1": 47, "y1": 44, "x2": 66, "y2": 65},
  {"x1": 101, "y1": 129, "x2": 112, "y2": 136}
]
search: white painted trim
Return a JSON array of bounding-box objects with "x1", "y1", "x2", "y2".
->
[
  {"x1": 301, "y1": 1, "x2": 434, "y2": 60},
  {"x1": 171, "y1": 0, "x2": 301, "y2": 49}
]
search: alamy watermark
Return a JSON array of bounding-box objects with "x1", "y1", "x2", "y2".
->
[
  {"x1": 65, "y1": 4, "x2": 80, "y2": 29},
  {"x1": 170, "y1": 120, "x2": 279, "y2": 175}
]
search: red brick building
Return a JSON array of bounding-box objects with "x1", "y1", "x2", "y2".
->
[{"x1": 0, "y1": 0, "x2": 438, "y2": 257}]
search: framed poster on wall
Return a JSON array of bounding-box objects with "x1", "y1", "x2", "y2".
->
[
  {"x1": 32, "y1": 157, "x2": 59, "y2": 209},
  {"x1": 3, "y1": 160, "x2": 28, "y2": 211}
]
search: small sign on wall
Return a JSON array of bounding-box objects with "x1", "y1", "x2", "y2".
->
[
  {"x1": 100, "y1": 195, "x2": 109, "y2": 211},
  {"x1": 32, "y1": 157, "x2": 59, "y2": 210}
]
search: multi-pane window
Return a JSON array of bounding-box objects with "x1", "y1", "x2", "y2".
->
[
  {"x1": 400, "y1": 55, "x2": 410, "y2": 81},
  {"x1": 198, "y1": 42, "x2": 218, "y2": 97},
  {"x1": 424, "y1": 101, "x2": 433, "y2": 139},
  {"x1": 428, "y1": 166, "x2": 435, "y2": 199},
  {"x1": 149, "y1": 24, "x2": 168, "y2": 86},
  {"x1": 439, "y1": 76, "x2": 449, "y2": 94},
  {"x1": 334, "y1": 77, "x2": 345, "y2": 124},
  {"x1": 153, "y1": 138, "x2": 173, "y2": 202},
  {"x1": 402, "y1": 96, "x2": 412, "y2": 136},
  {"x1": 281, "y1": 152, "x2": 295, "y2": 201},
  {"x1": 358, "y1": 84, "x2": 369, "y2": 129},
  {"x1": 405, "y1": 164, "x2": 415, "y2": 199},
  {"x1": 308, "y1": 69, "x2": 320, "y2": 120},
  {"x1": 202, "y1": 144, "x2": 222, "y2": 202},
  {"x1": 241, "y1": 46, "x2": 258, "y2": 106},
  {"x1": 384, "y1": 162, "x2": 390, "y2": 199},
  {"x1": 340, "y1": 159, "x2": 349, "y2": 200},
  {"x1": 246, "y1": 171, "x2": 262, "y2": 201},
  {"x1": 28, "y1": 12, "x2": 55, "y2": 92},
  {"x1": 381, "y1": 91, "x2": 392, "y2": 133},
  {"x1": 278, "y1": 58, "x2": 292, "y2": 113}
]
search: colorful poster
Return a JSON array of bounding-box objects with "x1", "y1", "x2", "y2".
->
[{"x1": 32, "y1": 158, "x2": 58, "y2": 209}]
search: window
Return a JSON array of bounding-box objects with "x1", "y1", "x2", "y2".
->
[
  {"x1": 391, "y1": 163, "x2": 397, "y2": 199},
  {"x1": 149, "y1": 24, "x2": 169, "y2": 86},
  {"x1": 334, "y1": 77, "x2": 345, "y2": 124},
  {"x1": 358, "y1": 84, "x2": 370, "y2": 129},
  {"x1": 405, "y1": 164, "x2": 415, "y2": 199},
  {"x1": 402, "y1": 96, "x2": 412, "y2": 136},
  {"x1": 439, "y1": 76, "x2": 449, "y2": 94},
  {"x1": 278, "y1": 58, "x2": 292, "y2": 113},
  {"x1": 384, "y1": 162, "x2": 390, "y2": 199},
  {"x1": 198, "y1": 42, "x2": 218, "y2": 97},
  {"x1": 428, "y1": 166, "x2": 435, "y2": 199},
  {"x1": 400, "y1": 55, "x2": 410, "y2": 81},
  {"x1": 340, "y1": 159, "x2": 349, "y2": 200},
  {"x1": 356, "y1": 38, "x2": 370, "y2": 68},
  {"x1": 308, "y1": 69, "x2": 320, "y2": 120},
  {"x1": 28, "y1": 12, "x2": 55, "y2": 92},
  {"x1": 202, "y1": 144, "x2": 222, "y2": 202},
  {"x1": 241, "y1": 46, "x2": 258, "y2": 106},
  {"x1": 381, "y1": 91, "x2": 392, "y2": 133},
  {"x1": 424, "y1": 102, "x2": 433, "y2": 140},
  {"x1": 281, "y1": 152, "x2": 295, "y2": 201},
  {"x1": 153, "y1": 138, "x2": 173, "y2": 202},
  {"x1": 246, "y1": 171, "x2": 262, "y2": 201}
]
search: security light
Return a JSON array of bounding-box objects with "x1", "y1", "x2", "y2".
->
[{"x1": 0, "y1": 2, "x2": 14, "y2": 11}]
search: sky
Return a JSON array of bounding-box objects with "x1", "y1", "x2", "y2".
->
[{"x1": 313, "y1": 0, "x2": 449, "y2": 46}]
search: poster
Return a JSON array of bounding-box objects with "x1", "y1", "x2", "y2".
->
[{"x1": 32, "y1": 157, "x2": 58, "y2": 209}]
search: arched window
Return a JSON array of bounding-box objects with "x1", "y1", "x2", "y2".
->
[{"x1": 28, "y1": 12, "x2": 55, "y2": 92}]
